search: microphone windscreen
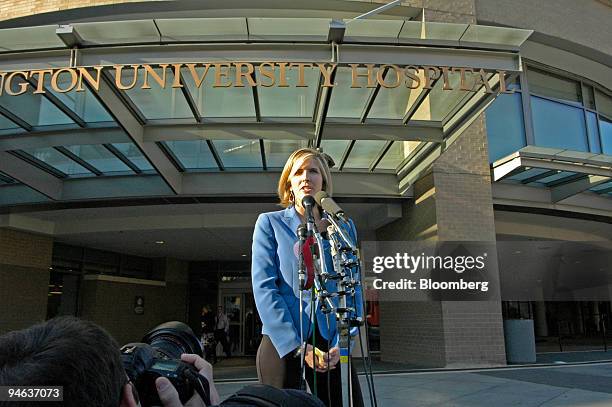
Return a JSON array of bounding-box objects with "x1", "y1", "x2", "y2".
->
[
  {"x1": 302, "y1": 195, "x2": 315, "y2": 208},
  {"x1": 314, "y1": 191, "x2": 328, "y2": 206},
  {"x1": 294, "y1": 237, "x2": 315, "y2": 290}
]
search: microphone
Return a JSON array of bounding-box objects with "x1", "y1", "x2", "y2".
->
[
  {"x1": 314, "y1": 191, "x2": 348, "y2": 222},
  {"x1": 293, "y1": 232, "x2": 315, "y2": 290},
  {"x1": 301, "y1": 195, "x2": 316, "y2": 224}
]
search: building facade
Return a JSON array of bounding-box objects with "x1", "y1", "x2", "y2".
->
[{"x1": 0, "y1": 0, "x2": 610, "y2": 367}]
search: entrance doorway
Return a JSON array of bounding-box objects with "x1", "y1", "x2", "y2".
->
[{"x1": 219, "y1": 282, "x2": 261, "y2": 356}]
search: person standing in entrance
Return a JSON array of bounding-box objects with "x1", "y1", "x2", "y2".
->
[
  {"x1": 201, "y1": 305, "x2": 217, "y2": 363},
  {"x1": 251, "y1": 148, "x2": 363, "y2": 407},
  {"x1": 214, "y1": 305, "x2": 231, "y2": 358}
]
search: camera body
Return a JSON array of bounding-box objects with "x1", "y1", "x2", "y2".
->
[{"x1": 121, "y1": 321, "x2": 207, "y2": 407}]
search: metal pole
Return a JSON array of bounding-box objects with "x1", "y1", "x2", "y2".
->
[{"x1": 346, "y1": 0, "x2": 403, "y2": 23}]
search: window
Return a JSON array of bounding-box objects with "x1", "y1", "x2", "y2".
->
[
  {"x1": 531, "y1": 96, "x2": 588, "y2": 152},
  {"x1": 486, "y1": 92, "x2": 526, "y2": 162},
  {"x1": 600, "y1": 116, "x2": 612, "y2": 155},
  {"x1": 527, "y1": 69, "x2": 581, "y2": 104},
  {"x1": 487, "y1": 65, "x2": 612, "y2": 162}
]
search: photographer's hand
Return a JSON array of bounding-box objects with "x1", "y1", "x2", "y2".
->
[{"x1": 155, "y1": 354, "x2": 220, "y2": 407}]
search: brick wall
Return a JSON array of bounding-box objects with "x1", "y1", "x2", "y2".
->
[
  {"x1": 433, "y1": 116, "x2": 506, "y2": 367},
  {"x1": 377, "y1": 173, "x2": 445, "y2": 366},
  {"x1": 0, "y1": 0, "x2": 147, "y2": 21},
  {"x1": 0, "y1": 227, "x2": 52, "y2": 269},
  {"x1": 80, "y1": 258, "x2": 189, "y2": 345},
  {"x1": 376, "y1": 116, "x2": 506, "y2": 368},
  {"x1": 80, "y1": 277, "x2": 188, "y2": 345},
  {"x1": 0, "y1": 228, "x2": 52, "y2": 334},
  {"x1": 372, "y1": 0, "x2": 506, "y2": 368}
]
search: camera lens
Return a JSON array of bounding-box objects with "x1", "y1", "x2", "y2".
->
[{"x1": 142, "y1": 321, "x2": 203, "y2": 359}]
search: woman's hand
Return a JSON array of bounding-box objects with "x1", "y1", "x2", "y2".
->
[
  {"x1": 304, "y1": 344, "x2": 330, "y2": 372},
  {"x1": 326, "y1": 347, "x2": 340, "y2": 369},
  {"x1": 304, "y1": 345, "x2": 340, "y2": 372}
]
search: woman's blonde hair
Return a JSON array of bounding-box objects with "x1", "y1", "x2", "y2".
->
[{"x1": 277, "y1": 148, "x2": 333, "y2": 208}]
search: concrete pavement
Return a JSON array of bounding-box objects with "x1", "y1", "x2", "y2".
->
[{"x1": 214, "y1": 361, "x2": 612, "y2": 406}]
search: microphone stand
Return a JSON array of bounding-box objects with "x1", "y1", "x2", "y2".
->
[
  {"x1": 296, "y1": 224, "x2": 308, "y2": 391},
  {"x1": 324, "y1": 217, "x2": 363, "y2": 407},
  {"x1": 303, "y1": 195, "x2": 365, "y2": 405}
]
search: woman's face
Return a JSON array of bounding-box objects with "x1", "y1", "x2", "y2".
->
[{"x1": 289, "y1": 157, "x2": 324, "y2": 209}]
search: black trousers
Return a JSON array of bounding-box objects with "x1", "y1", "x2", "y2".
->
[
  {"x1": 256, "y1": 332, "x2": 364, "y2": 407},
  {"x1": 214, "y1": 329, "x2": 231, "y2": 357}
]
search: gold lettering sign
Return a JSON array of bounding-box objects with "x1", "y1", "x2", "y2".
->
[{"x1": 0, "y1": 62, "x2": 516, "y2": 96}]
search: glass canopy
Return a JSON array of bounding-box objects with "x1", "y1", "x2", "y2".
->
[
  {"x1": 14, "y1": 142, "x2": 153, "y2": 179},
  {"x1": 492, "y1": 147, "x2": 612, "y2": 201},
  {"x1": 0, "y1": 17, "x2": 533, "y2": 204}
]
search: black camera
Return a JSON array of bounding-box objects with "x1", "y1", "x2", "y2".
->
[{"x1": 121, "y1": 321, "x2": 210, "y2": 407}]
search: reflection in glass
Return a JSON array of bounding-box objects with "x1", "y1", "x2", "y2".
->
[
  {"x1": 113, "y1": 67, "x2": 194, "y2": 120},
  {"x1": 486, "y1": 93, "x2": 526, "y2": 162},
  {"x1": 399, "y1": 21, "x2": 467, "y2": 41},
  {"x1": 0, "y1": 114, "x2": 20, "y2": 132},
  {"x1": 65, "y1": 145, "x2": 131, "y2": 173},
  {"x1": 319, "y1": 140, "x2": 350, "y2": 169},
  {"x1": 376, "y1": 142, "x2": 400, "y2": 170},
  {"x1": 258, "y1": 66, "x2": 318, "y2": 117},
  {"x1": 527, "y1": 69, "x2": 581, "y2": 104},
  {"x1": 164, "y1": 140, "x2": 217, "y2": 169},
  {"x1": 181, "y1": 66, "x2": 255, "y2": 118},
  {"x1": 0, "y1": 80, "x2": 74, "y2": 126},
  {"x1": 582, "y1": 84, "x2": 595, "y2": 109},
  {"x1": 531, "y1": 96, "x2": 588, "y2": 152},
  {"x1": 590, "y1": 181, "x2": 612, "y2": 193},
  {"x1": 600, "y1": 116, "x2": 612, "y2": 155},
  {"x1": 413, "y1": 69, "x2": 480, "y2": 121},
  {"x1": 376, "y1": 141, "x2": 419, "y2": 170},
  {"x1": 594, "y1": 91, "x2": 612, "y2": 119},
  {"x1": 586, "y1": 112, "x2": 601, "y2": 153},
  {"x1": 0, "y1": 172, "x2": 17, "y2": 184},
  {"x1": 529, "y1": 171, "x2": 576, "y2": 186},
  {"x1": 111, "y1": 143, "x2": 154, "y2": 171},
  {"x1": 43, "y1": 73, "x2": 113, "y2": 122},
  {"x1": 506, "y1": 168, "x2": 549, "y2": 182},
  {"x1": 343, "y1": 140, "x2": 386, "y2": 169},
  {"x1": 369, "y1": 69, "x2": 419, "y2": 120},
  {"x1": 262, "y1": 139, "x2": 308, "y2": 168},
  {"x1": 212, "y1": 140, "x2": 262, "y2": 168},
  {"x1": 22, "y1": 147, "x2": 92, "y2": 176},
  {"x1": 0, "y1": 185, "x2": 50, "y2": 205},
  {"x1": 327, "y1": 67, "x2": 371, "y2": 118}
]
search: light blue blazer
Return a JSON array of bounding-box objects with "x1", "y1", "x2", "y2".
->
[{"x1": 251, "y1": 206, "x2": 363, "y2": 358}]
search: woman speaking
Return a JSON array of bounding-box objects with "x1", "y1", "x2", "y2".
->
[{"x1": 251, "y1": 148, "x2": 363, "y2": 407}]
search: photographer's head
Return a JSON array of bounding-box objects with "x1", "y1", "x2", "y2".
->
[{"x1": 0, "y1": 316, "x2": 141, "y2": 407}]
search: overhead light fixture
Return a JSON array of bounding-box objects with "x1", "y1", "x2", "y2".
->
[
  {"x1": 155, "y1": 240, "x2": 165, "y2": 245},
  {"x1": 241, "y1": 254, "x2": 248, "y2": 257}
]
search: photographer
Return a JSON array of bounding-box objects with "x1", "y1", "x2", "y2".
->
[{"x1": 0, "y1": 316, "x2": 218, "y2": 407}]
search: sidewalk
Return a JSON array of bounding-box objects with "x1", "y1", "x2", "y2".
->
[
  {"x1": 210, "y1": 350, "x2": 612, "y2": 381},
  {"x1": 213, "y1": 355, "x2": 612, "y2": 406}
]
